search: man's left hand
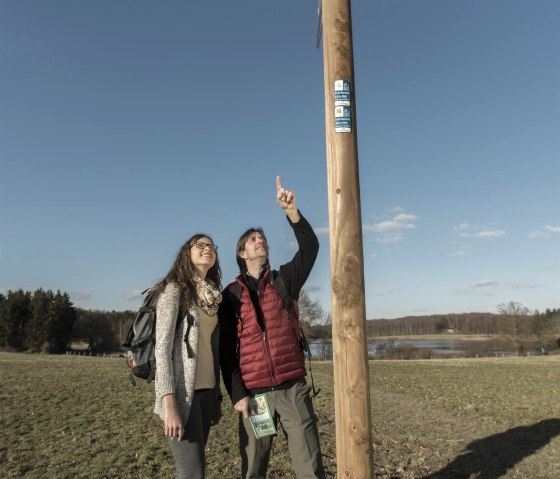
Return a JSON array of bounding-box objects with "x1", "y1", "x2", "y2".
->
[{"x1": 276, "y1": 176, "x2": 300, "y2": 222}]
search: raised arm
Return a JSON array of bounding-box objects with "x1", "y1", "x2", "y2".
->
[
  {"x1": 276, "y1": 175, "x2": 300, "y2": 223},
  {"x1": 275, "y1": 177, "x2": 319, "y2": 298}
]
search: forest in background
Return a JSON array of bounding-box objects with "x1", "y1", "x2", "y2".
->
[{"x1": 1, "y1": 288, "x2": 559, "y2": 356}]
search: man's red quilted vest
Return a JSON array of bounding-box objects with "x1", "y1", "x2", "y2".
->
[{"x1": 232, "y1": 269, "x2": 306, "y2": 390}]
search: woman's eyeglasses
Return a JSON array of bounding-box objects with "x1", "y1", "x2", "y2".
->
[{"x1": 192, "y1": 242, "x2": 218, "y2": 251}]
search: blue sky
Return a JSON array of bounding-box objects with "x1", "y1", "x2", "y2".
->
[{"x1": 1, "y1": 0, "x2": 558, "y2": 319}]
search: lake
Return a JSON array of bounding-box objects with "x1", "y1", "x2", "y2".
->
[{"x1": 308, "y1": 337, "x2": 525, "y2": 359}]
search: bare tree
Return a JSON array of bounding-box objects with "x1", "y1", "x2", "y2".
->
[
  {"x1": 497, "y1": 301, "x2": 530, "y2": 356},
  {"x1": 298, "y1": 289, "x2": 326, "y2": 339}
]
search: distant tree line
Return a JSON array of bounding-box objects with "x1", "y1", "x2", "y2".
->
[
  {"x1": 0, "y1": 288, "x2": 137, "y2": 354},
  {"x1": 0, "y1": 287, "x2": 330, "y2": 354},
  {"x1": 360, "y1": 307, "x2": 560, "y2": 339},
  {"x1": 72, "y1": 308, "x2": 135, "y2": 353},
  {"x1": 3, "y1": 288, "x2": 558, "y2": 357},
  {"x1": 309, "y1": 305, "x2": 560, "y2": 350},
  {"x1": 0, "y1": 289, "x2": 78, "y2": 353}
]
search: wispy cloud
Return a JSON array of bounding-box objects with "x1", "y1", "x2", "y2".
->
[
  {"x1": 529, "y1": 225, "x2": 560, "y2": 239},
  {"x1": 475, "y1": 229, "x2": 507, "y2": 238},
  {"x1": 314, "y1": 226, "x2": 329, "y2": 236},
  {"x1": 70, "y1": 292, "x2": 92, "y2": 301},
  {"x1": 470, "y1": 280, "x2": 499, "y2": 288},
  {"x1": 364, "y1": 209, "x2": 418, "y2": 244},
  {"x1": 454, "y1": 223, "x2": 507, "y2": 239},
  {"x1": 449, "y1": 250, "x2": 467, "y2": 257},
  {"x1": 454, "y1": 289, "x2": 475, "y2": 295},
  {"x1": 123, "y1": 290, "x2": 143, "y2": 301},
  {"x1": 374, "y1": 288, "x2": 395, "y2": 297},
  {"x1": 302, "y1": 284, "x2": 322, "y2": 293},
  {"x1": 506, "y1": 282, "x2": 540, "y2": 290},
  {"x1": 313, "y1": 210, "x2": 418, "y2": 244}
]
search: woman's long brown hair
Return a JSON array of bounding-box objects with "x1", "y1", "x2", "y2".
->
[{"x1": 153, "y1": 233, "x2": 222, "y2": 311}]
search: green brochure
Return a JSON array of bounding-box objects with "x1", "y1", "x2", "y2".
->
[{"x1": 249, "y1": 393, "x2": 277, "y2": 439}]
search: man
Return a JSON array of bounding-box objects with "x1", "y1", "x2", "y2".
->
[{"x1": 219, "y1": 176, "x2": 325, "y2": 479}]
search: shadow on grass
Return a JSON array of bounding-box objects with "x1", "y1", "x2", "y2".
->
[{"x1": 422, "y1": 418, "x2": 560, "y2": 479}]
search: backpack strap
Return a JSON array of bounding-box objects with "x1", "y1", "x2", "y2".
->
[
  {"x1": 270, "y1": 271, "x2": 295, "y2": 316},
  {"x1": 271, "y1": 272, "x2": 309, "y2": 355},
  {"x1": 271, "y1": 271, "x2": 321, "y2": 398},
  {"x1": 184, "y1": 314, "x2": 195, "y2": 359},
  {"x1": 231, "y1": 283, "x2": 243, "y2": 303}
]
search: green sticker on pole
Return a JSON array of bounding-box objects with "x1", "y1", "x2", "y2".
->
[{"x1": 335, "y1": 80, "x2": 351, "y2": 133}]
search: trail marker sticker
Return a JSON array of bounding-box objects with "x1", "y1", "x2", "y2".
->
[
  {"x1": 334, "y1": 80, "x2": 351, "y2": 105},
  {"x1": 335, "y1": 105, "x2": 351, "y2": 133},
  {"x1": 334, "y1": 80, "x2": 352, "y2": 132}
]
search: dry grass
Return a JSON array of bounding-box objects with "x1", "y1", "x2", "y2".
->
[{"x1": 0, "y1": 353, "x2": 558, "y2": 478}]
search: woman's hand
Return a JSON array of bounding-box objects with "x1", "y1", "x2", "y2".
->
[{"x1": 163, "y1": 394, "x2": 184, "y2": 440}]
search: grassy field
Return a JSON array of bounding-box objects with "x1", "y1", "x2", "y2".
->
[{"x1": 0, "y1": 352, "x2": 558, "y2": 479}]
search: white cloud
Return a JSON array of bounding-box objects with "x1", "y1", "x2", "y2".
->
[
  {"x1": 454, "y1": 223, "x2": 470, "y2": 232},
  {"x1": 530, "y1": 225, "x2": 560, "y2": 239},
  {"x1": 123, "y1": 290, "x2": 143, "y2": 301},
  {"x1": 366, "y1": 219, "x2": 416, "y2": 233},
  {"x1": 470, "y1": 280, "x2": 499, "y2": 288},
  {"x1": 454, "y1": 223, "x2": 506, "y2": 239},
  {"x1": 449, "y1": 250, "x2": 467, "y2": 257},
  {"x1": 393, "y1": 213, "x2": 417, "y2": 223},
  {"x1": 474, "y1": 229, "x2": 507, "y2": 239},
  {"x1": 529, "y1": 230, "x2": 547, "y2": 239},
  {"x1": 364, "y1": 209, "x2": 417, "y2": 243}
]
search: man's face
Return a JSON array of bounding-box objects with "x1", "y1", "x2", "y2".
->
[{"x1": 240, "y1": 231, "x2": 269, "y2": 263}]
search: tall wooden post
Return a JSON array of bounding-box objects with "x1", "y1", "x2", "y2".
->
[{"x1": 320, "y1": 1, "x2": 373, "y2": 477}]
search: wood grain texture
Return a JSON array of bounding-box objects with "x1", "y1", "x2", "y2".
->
[{"x1": 321, "y1": 0, "x2": 373, "y2": 477}]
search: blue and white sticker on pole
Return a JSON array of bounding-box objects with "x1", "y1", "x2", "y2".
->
[{"x1": 334, "y1": 80, "x2": 351, "y2": 133}]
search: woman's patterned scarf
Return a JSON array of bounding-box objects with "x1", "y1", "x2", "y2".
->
[{"x1": 192, "y1": 274, "x2": 222, "y2": 316}]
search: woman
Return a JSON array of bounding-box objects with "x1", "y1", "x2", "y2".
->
[{"x1": 152, "y1": 233, "x2": 223, "y2": 479}]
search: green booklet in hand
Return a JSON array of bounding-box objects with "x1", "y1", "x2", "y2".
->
[{"x1": 249, "y1": 393, "x2": 277, "y2": 439}]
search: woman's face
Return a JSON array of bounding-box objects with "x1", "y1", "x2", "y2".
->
[{"x1": 190, "y1": 236, "x2": 217, "y2": 277}]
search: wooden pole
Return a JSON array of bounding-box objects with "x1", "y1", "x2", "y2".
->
[{"x1": 320, "y1": 1, "x2": 373, "y2": 477}]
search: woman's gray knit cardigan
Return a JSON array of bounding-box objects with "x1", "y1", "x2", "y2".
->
[{"x1": 153, "y1": 282, "x2": 221, "y2": 425}]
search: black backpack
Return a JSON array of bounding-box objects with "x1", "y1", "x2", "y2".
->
[
  {"x1": 122, "y1": 288, "x2": 158, "y2": 385},
  {"x1": 122, "y1": 288, "x2": 191, "y2": 386},
  {"x1": 230, "y1": 272, "x2": 320, "y2": 397}
]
